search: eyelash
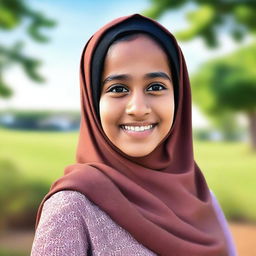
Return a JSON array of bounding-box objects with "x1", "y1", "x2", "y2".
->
[{"x1": 106, "y1": 83, "x2": 167, "y2": 93}]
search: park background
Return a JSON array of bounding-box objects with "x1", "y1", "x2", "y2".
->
[{"x1": 0, "y1": 0, "x2": 255, "y2": 255}]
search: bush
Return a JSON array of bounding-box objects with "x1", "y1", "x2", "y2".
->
[
  {"x1": 193, "y1": 128, "x2": 213, "y2": 141},
  {"x1": 0, "y1": 159, "x2": 49, "y2": 230}
]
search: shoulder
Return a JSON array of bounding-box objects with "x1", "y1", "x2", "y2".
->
[
  {"x1": 209, "y1": 190, "x2": 227, "y2": 219},
  {"x1": 31, "y1": 190, "x2": 92, "y2": 255},
  {"x1": 44, "y1": 189, "x2": 93, "y2": 208},
  {"x1": 42, "y1": 190, "x2": 94, "y2": 215},
  {"x1": 209, "y1": 190, "x2": 237, "y2": 256},
  {"x1": 41, "y1": 190, "x2": 108, "y2": 225},
  {"x1": 209, "y1": 190, "x2": 229, "y2": 230}
]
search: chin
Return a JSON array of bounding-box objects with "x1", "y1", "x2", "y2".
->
[{"x1": 121, "y1": 148, "x2": 154, "y2": 158}]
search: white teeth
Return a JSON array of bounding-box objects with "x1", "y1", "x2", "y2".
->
[{"x1": 121, "y1": 124, "x2": 154, "y2": 132}]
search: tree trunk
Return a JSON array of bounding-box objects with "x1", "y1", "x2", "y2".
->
[{"x1": 247, "y1": 111, "x2": 256, "y2": 152}]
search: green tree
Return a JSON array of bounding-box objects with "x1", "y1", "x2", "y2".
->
[
  {"x1": 144, "y1": 0, "x2": 256, "y2": 47},
  {"x1": 191, "y1": 43, "x2": 256, "y2": 150},
  {"x1": 0, "y1": 0, "x2": 56, "y2": 98}
]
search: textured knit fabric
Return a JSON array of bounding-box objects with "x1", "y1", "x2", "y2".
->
[{"x1": 31, "y1": 190, "x2": 236, "y2": 256}]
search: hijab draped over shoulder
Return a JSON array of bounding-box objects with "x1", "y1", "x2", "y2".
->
[{"x1": 35, "y1": 14, "x2": 229, "y2": 256}]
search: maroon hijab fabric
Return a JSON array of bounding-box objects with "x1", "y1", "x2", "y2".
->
[{"x1": 35, "y1": 14, "x2": 228, "y2": 256}]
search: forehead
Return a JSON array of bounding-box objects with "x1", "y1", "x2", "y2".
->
[
  {"x1": 107, "y1": 34, "x2": 167, "y2": 57},
  {"x1": 103, "y1": 35, "x2": 171, "y2": 74}
]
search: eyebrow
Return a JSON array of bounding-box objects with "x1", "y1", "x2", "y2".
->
[{"x1": 102, "y1": 72, "x2": 172, "y2": 85}]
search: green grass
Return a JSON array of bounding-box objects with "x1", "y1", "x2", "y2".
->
[
  {"x1": 0, "y1": 128, "x2": 255, "y2": 222},
  {"x1": 0, "y1": 249, "x2": 27, "y2": 256},
  {"x1": 194, "y1": 141, "x2": 256, "y2": 222},
  {"x1": 0, "y1": 128, "x2": 78, "y2": 183}
]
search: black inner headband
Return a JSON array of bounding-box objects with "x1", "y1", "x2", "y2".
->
[{"x1": 91, "y1": 15, "x2": 180, "y2": 120}]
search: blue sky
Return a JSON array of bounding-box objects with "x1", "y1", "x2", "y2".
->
[{"x1": 0, "y1": 0, "x2": 251, "y2": 127}]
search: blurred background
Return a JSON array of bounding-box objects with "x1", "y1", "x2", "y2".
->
[{"x1": 0, "y1": 0, "x2": 255, "y2": 255}]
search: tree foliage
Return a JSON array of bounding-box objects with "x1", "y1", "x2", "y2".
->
[
  {"x1": 191, "y1": 43, "x2": 256, "y2": 146},
  {"x1": 0, "y1": 0, "x2": 56, "y2": 98},
  {"x1": 144, "y1": 0, "x2": 256, "y2": 47},
  {"x1": 192, "y1": 43, "x2": 256, "y2": 115}
]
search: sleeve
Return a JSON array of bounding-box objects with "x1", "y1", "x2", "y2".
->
[
  {"x1": 210, "y1": 190, "x2": 237, "y2": 256},
  {"x1": 30, "y1": 191, "x2": 90, "y2": 256}
]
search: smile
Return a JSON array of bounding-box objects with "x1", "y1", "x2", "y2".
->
[
  {"x1": 120, "y1": 124, "x2": 154, "y2": 132},
  {"x1": 119, "y1": 123, "x2": 157, "y2": 139}
]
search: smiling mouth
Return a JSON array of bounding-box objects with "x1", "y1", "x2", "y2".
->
[{"x1": 120, "y1": 123, "x2": 158, "y2": 132}]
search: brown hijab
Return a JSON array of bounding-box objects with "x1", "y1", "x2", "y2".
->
[{"x1": 35, "y1": 14, "x2": 228, "y2": 256}]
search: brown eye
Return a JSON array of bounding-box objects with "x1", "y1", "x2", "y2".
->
[
  {"x1": 147, "y1": 83, "x2": 166, "y2": 91},
  {"x1": 107, "y1": 85, "x2": 129, "y2": 93}
]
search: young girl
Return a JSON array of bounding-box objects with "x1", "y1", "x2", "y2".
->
[{"x1": 31, "y1": 14, "x2": 236, "y2": 256}]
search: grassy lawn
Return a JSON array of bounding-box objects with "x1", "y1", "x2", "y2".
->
[
  {"x1": 194, "y1": 141, "x2": 256, "y2": 221},
  {"x1": 0, "y1": 127, "x2": 255, "y2": 222},
  {"x1": 0, "y1": 128, "x2": 77, "y2": 183},
  {"x1": 0, "y1": 249, "x2": 27, "y2": 256}
]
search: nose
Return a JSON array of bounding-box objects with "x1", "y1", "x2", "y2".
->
[{"x1": 125, "y1": 91, "x2": 151, "y2": 117}]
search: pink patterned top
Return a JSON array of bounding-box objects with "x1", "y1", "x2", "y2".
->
[{"x1": 31, "y1": 190, "x2": 237, "y2": 256}]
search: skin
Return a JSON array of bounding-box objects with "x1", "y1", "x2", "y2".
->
[{"x1": 99, "y1": 35, "x2": 175, "y2": 157}]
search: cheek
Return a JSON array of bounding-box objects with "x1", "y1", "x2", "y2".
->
[
  {"x1": 99, "y1": 97, "x2": 123, "y2": 133},
  {"x1": 156, "y1": 95, "x2": 175, "y2": 130}
]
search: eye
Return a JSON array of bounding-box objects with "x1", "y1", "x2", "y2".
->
[
  {"x1": 107, "y1": 85, "x2": 129, "y2": 93},
  {"x1": 147, "y1": 83, "x2": 167, "y2": 91}
]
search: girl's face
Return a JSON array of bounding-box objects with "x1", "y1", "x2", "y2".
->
[{"x1": 99, "y1": 35, "x2": 175, "y2": 157}]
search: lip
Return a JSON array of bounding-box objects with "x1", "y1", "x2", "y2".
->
[
  {"x1": 119, "y1": 123, "x2": 157, "y2": 139},
  {"x1": 120, "y1": 122, "x2": 157, "y2": 126}
]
